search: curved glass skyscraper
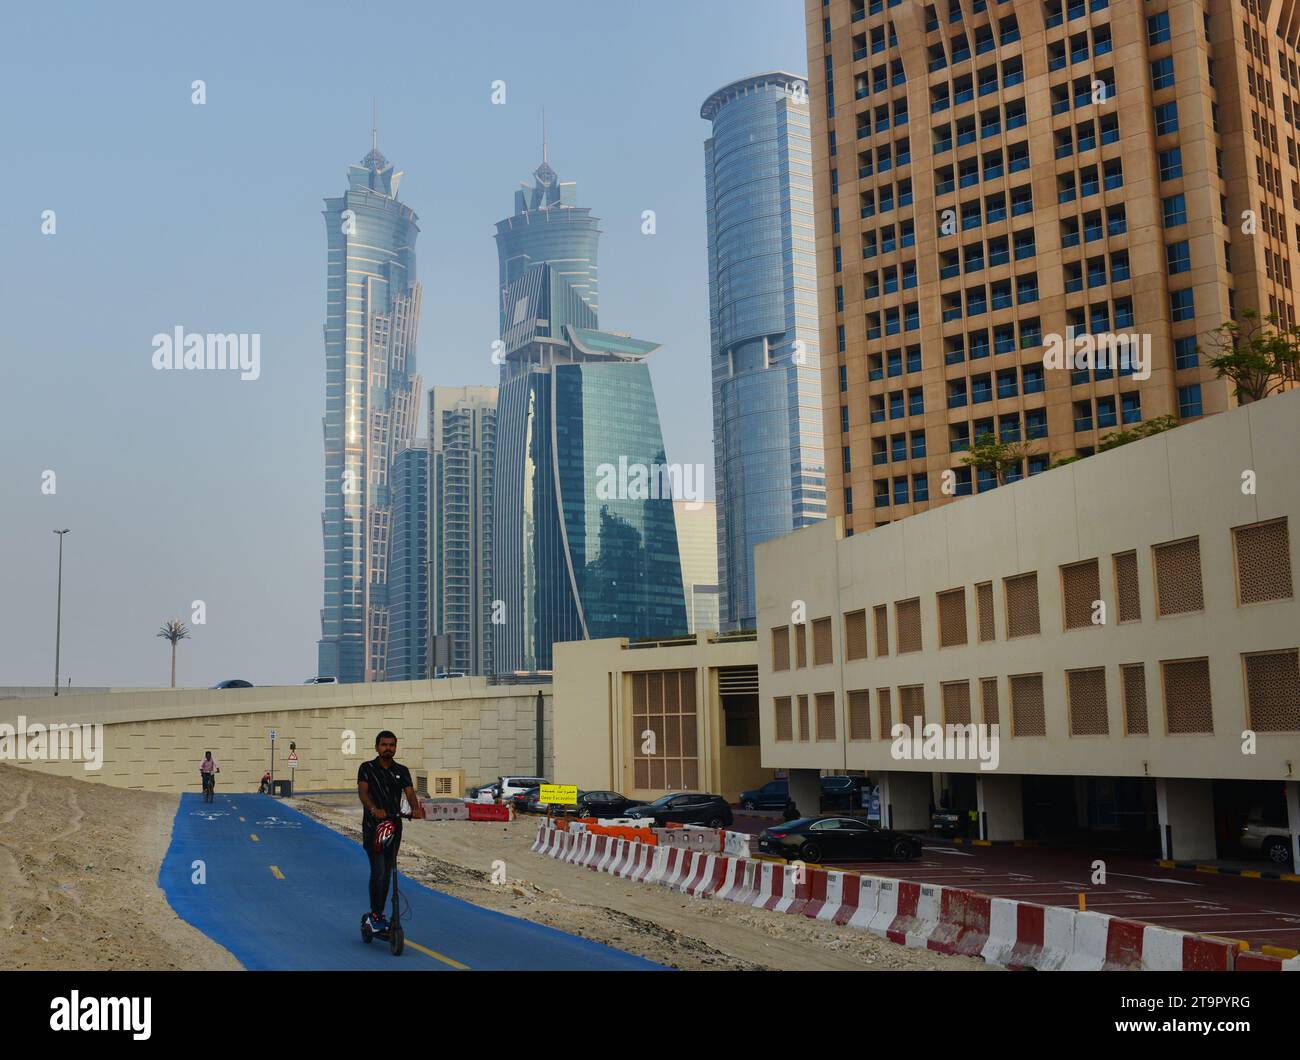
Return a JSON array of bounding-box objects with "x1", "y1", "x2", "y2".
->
[
  {"x1": 491, "y1": 156, "x2": 686, "y2": 674},
  {"x1": 702, "y1": 72, "x2": 826, "y2": 632},
  {"x1": 318, "y1": 138, "x2": 422, "y2": 682}
]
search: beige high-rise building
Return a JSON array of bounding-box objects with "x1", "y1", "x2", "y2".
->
[
  {"x1": 673, "y1": 500, "x2": 720, "y2": 633},
  {"x1": 807, "y1": 0, "x2": 1298, "y2": 531}
]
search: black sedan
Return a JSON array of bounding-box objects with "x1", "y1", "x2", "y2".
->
[
  {"x1": 758, "y1": 816, "x2": 922, "y2": 863},
  {"x1": 572, "y1": 791, "x2": 644, "y2": 818},
  {"x1": 623, "y1": 793, "x2": 733, "y2": 829},
  {"x1": 511, "y1": 786, "x2": 540, "y2": 814}
]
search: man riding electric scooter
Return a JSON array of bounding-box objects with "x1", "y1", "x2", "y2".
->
[{"x1": 357, "y1": 730, "x2": 424, "y2": 949}]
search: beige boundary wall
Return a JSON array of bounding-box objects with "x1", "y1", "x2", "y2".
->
[
  {"x1": 0, "y1": 678, "x2": 551, "y2": 796},
  {"x1": 757, "y1": 387, "x2": 1300, "y2": 782}
]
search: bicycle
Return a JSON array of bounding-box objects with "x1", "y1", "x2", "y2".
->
[{"x1": 201, "y1": 770, "x2": 216, "y2": 804}]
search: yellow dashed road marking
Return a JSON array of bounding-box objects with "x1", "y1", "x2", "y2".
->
[
  {"x1": 250, "y1": 834, "x2": 259, "y2": 843},
  {"x1": 406, "y1": 939, "x2": 469, "y2": 969}
]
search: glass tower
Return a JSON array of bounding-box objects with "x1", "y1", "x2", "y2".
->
[
  {"x1": 702, "y1": 72, "x2": 826, "y2": 633},
  {"x1": 491, "y1": 154, "x2": 686, "y2": 673},
  {"x1": 318, "y1": 135, "x2": 423, "y2": 683},
  {"x1": 387, "y1": 443, "x2": 429, "y2": 681},
  {"x1": 429, "y1": 385, "x2": 497, "y2": 677}
]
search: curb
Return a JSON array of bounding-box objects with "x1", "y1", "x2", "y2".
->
[{"x1": 1158, "y1": 859, "x2": 1300, "y2": 883}]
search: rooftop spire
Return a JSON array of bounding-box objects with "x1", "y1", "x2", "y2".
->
[
  {"x1": 534, "y1": 108, "x2": 556, "y2": 188},
  {"x1": 362, "y1": 97, "x2": 388, "y2": 171}
]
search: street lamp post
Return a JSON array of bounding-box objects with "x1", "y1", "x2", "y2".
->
[{"x1": 53, "y1": 529, "x2": 69, "y2": 696}]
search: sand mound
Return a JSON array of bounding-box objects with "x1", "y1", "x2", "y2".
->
[{"x1": 0, "y1": 763, "x2": 240, "y2": 970}]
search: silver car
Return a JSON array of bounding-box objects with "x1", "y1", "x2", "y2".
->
[{"x1": 1240, "y1": 804, "x2": 1293, "y2": 866}]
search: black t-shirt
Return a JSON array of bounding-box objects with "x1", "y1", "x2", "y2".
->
[{"x1": 357, "y1": 758, "x2": 412, "y2": 844}]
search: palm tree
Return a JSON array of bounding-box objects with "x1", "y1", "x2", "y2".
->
[{"x1": 157, "y1": 618, "x2": 191, "y2": 688}]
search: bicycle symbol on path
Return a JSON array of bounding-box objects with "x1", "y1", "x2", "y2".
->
[
  {"x1": 256, "y1": 816, "x2": 303, "y2": 829},
  {"x1": 192, "y1": 810, "x2": 229, "y2": 821}
]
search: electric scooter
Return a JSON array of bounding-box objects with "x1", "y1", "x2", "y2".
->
[{"x1": 360, "y1": 811, "x2": 411, "y2": 956}]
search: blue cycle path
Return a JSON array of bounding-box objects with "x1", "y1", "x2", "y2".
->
[{"x1": 159, "y1": 793, "x2": 664, "y2": 971}]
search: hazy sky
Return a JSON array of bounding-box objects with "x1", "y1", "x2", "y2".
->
[{"x1": 0, "y1": 0, "x2": 806, "y2": 688}]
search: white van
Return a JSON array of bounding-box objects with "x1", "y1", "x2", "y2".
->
[{"x1": 498, "y1": 775, "x2": 548, "y2": 801}]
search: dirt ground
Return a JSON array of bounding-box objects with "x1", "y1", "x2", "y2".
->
[
  {"x1": 297, "y1": 794, "x2": 994, "y2": 971},
  {"x1": 0, "y1": 763, "x2": 241, "y2": 970}
]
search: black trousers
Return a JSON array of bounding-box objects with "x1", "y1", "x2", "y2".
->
[{"x1": 365, "y1": 836, "x2": 400, "y2": 916}]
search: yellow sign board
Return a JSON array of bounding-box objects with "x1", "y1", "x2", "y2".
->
[{"x1": 538, "y1": 784, "x2": 578, "y2": 805}]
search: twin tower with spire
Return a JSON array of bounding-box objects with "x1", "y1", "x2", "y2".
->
[{"x1": 316, "y1": 112, "x2": 687, "y2": 683}]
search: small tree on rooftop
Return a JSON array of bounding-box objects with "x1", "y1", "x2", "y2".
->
[
  {"x1": 1200, "y1": 309, "x2": 1300, "y2": 404},
  {"x1": 959, "y1": 432, "x2": 1037, "y2": 486}
]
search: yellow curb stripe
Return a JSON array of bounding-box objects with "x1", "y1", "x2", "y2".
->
[
  {"x1": 1241, "y1": 870, "x2": 1261, "y2": 879},
  {"x1": 270, "y1": 865, "x2": 284, "y2": 879},
  {"x1": 972, "y1": 839, "x2": 992, "y2": 846},
  {"x1": 406, "y1": 939, "x2": 470, "y2": 969},
  {"x1": 1194, "y1": 865, "x2": 1218, "y2": 874},
  {"x1": 1281, "y1": 874, "x2": 1300, "y2": 883},
  {"x1": 1262, "y1": 944, "x2": 1300, "y2": 959}
]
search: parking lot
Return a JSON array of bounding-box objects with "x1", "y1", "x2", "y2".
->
[{"x1": 731, "y1": 815, "x2": 1300, "y2": 954}]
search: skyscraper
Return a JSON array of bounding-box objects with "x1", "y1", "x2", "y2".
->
[
  {"x1": 318, "y1": 132, "x2": 422, "y2": 682},
  {"x1": 387, "y1": 442, "x2": 430, "y2": 681},
  {"x1": 491, "y1": 153, "x2": 687, "y2": 674},
  {"x1": 429, "y1": 385, "x2": 497, "y2": 677},
  {"x1": 673, "y1": 500, "x2": 720, "y2": 634},
  {"x1": 807, "y1": 0, "x2": 1285, "y2": 532},
  {"x1": 702, "y1": 73, "x2": 827, "y2": 633}
]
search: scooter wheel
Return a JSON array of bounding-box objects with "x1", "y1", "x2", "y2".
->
[
  {"x1": 389, "y1": 927, "x2": 404, "y2": 956},
  {"x1": 360, "y1": 915, "x2": 373, "y2": 944}
]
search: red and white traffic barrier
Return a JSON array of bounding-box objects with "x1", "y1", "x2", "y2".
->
[
  {"x1": 775, "y1": 864, "x2": 813, "y2": 915},
  {"x1": 685, "y1": 854, "x2": 728, "y2": 898},
  {"x1": 927, "y1": 888, "x2": 991, "y2": 958},
  {"x1": 658, "y1": 848, "x2": 691, "y2": 889},
  {"x1": 1061, "y1": 909, "x2": 1145, "y2": 971},
  {"x1": 753, "y1": 861, "x2": 786, "y2": 911},
  {"x1": 530, "y1": 825, "x2": 1253, "y2": 972},
  {"x1": 614, "y1": 839, "x2": 644, "y2": 878},
  {"x1": 596, "y1": 837, "x2": 622, "y2": 873},
  {"x1": 718, "y1": 859, "x2": 760, "y2": 903},
  {"x1": 867, "y1": 880, "x2": 941, "y2": 946},
  {"x1": 643, "y1": 846, "x2": 670, "y2": 885},
  {"x1": 1141, "y1": 925, "x2": 1234, "y2": 971}
]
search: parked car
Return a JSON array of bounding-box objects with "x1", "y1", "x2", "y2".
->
[
  {"x1": 572, "y1": 791, "x2": 644, "y2": 818},
  {"x1": 466, "y1": 781, "x2": 501, "y2": 800},
  {"x1": 1241, "y1": 803, "x2": 1293, "y2": 866},
  {"x1": 513, "y1": 786, "x2": 542, "y2": 814},
  {"x1": 758, "y1": 816, "x2": 923, "y2": 863},
  {"x1": 930, "y1": 808, "x2": 970, "y2": 837},
  {"x1": 739, "y1": 779, "x2": 789, "y2": 811},
  {"x1": 819, "y1": 775, "x2": 873, "y2": 811},
  {"x1": 623, "y1": 793, "x2": 733, "y2": 829},
  {"x1": 303, "y1": 676, "x2": 338, "y2": 685},
  {"x1": 498, "y1": 775, "x2": 548, "y2": 801},
  {"x1": 210, "y1": 679, "x2": 253, "y2": 689}
]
